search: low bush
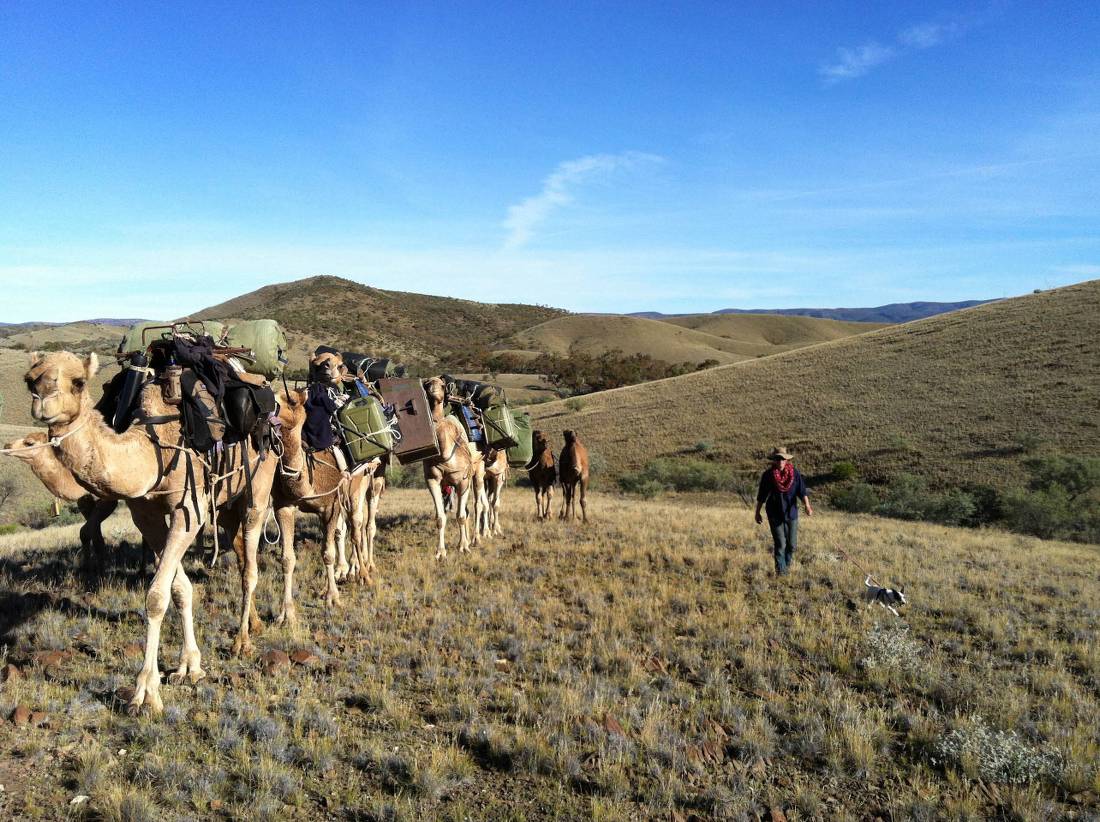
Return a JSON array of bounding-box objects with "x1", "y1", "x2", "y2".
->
[
  {"x1": 831, "y1": 460, "x2": 858, "y2": 482},
  {"x1": 386, "y1": 464, "x2": 424, "y2": 489},
  {"x1": 932, "y1": 716, "x2": 1063, "y2": 786},
  {"x1": 564, "y1": 398, "x2": 584, "y2": 413},
  {"x1": 830, "y1": 482, "x2": 878, "y2": 514},
  {"x1": 618, "y1": 458, "x2": 729, "y2": 496}
]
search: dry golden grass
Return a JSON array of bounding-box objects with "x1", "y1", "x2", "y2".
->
[
  {"x1": 0, "y1": 490, "x2": 1096, "y2": 820},
  {"x1": 530, "y1": 280, "x2": 1100, "y2": 491},
  {"x1": 662, "y1": 313, "x2": 886, "y2": 348},
  {"x1": 512, "y1": 312, "x2": 878, "y2": 366},
  {"x1": 0, "y1": 322, "x2": 122, "y2": 353}
]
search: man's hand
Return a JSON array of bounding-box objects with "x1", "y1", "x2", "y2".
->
[
  {"x1": 754, "y1": 510, "x2": 763, "y2": 524},
  {"x1": 805, "y1": 501, "x2": 814, "y2": 517}
]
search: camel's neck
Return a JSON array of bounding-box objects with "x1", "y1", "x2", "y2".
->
[
  {"x1": 48, "y1": 395, "x2": 163, "y2": 500},
  {"x1": 13, "y1": 443, "x2": 89, "y2": 501}
]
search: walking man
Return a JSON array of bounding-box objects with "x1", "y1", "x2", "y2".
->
[{"x1": 754, "y1": 447, "x2": 813, "y2": 575}]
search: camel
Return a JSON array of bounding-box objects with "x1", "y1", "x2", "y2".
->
[
  {"x1": 2, "y1": 431, "x2": 119, "y2": 558},
  {"x1": 22, "y1": 350, "x2": 277, "y2": 714},
  {"x1": 267, "y1": 386, "x2": 384, "y2": 627},
  {"x1": 422, "y1": 377, "x2": 476, "y2": 558},
  {"x1": 558, "y1": 429, "x2": 589, "y2": 522},
  {"x1": 481, "y1": 447, "x2": 508, "y2": 536},
  {"x1": 527, "y1": 430, "x2": 556, "y2": 520}
]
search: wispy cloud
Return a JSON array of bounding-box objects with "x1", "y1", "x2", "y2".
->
[
  {"x1": 502, "y1": 151, "x2": 663, "y2": 249},
  {"x1": 820, "y1": 17, "x2": 969, "y2": 84}
]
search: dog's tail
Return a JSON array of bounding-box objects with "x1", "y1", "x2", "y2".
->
[{"x1": 864, "y1": 574, "x2": 873, "y2": 587}]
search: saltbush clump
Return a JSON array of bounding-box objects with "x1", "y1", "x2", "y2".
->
[
  {"x1": 859, "y1": 625, "x2": 923, "y2": 675},
  {"x1": 933, "y1": 716, "x2": 1063, "y2": 785}
]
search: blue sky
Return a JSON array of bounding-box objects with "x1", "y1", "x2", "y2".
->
[{"x1": 1, "y1": 1, "x2": 1098, "y2": 321}]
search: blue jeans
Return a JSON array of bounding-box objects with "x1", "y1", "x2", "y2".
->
[{"x1": 769, "y1": 518, "x2": 798, "y2": 574}]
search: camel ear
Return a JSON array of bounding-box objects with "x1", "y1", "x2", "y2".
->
[
  {"x1": 28, "y1": 350, "x2": 45, "y2": 368},
  {"x1": 84, "y1": 352, "x2": 100, "y2": 379}
]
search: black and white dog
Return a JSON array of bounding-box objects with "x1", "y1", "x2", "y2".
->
[{"x1": 862, "y1": 575, "x2": 907, "y2": 617}]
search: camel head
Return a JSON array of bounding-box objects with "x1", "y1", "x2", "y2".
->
[
  {"x1": 532, "y1": 429, "x2": 550, "y2": 454},
  {"x1": 423, "y1": 376, "x2": 446, "y2": 408},
  {"x1": 3, "y1": 431, "x2": 49, "y2": 465},
  {"x1": 309, "y1": 352, "x2": 346, "y2": 386},
  {"x1": 24, "y1": 351, "x2": 99, "y2": 427},
  {"x1": 563, "y1": 429, "x2": 579, "y2": 445}
]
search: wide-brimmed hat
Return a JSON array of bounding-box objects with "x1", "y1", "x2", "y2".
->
[{"x1": 767, "y1": 447, "x2": 793, "y2": 461}]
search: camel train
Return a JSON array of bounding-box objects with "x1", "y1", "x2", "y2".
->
[{"x1": 1, "y1": 322, "x2": 590, "y2": 713}]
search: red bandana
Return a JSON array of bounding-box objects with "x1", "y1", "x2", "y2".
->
[{"x1": 772, "y1": 463, "x2": 795, "y2": 493}]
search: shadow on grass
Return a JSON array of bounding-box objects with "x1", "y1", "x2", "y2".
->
[{"x1": 0, "y1": 540, "x2": 152, "y2": 646}]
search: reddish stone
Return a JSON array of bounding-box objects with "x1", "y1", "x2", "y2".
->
[
  {"x1": 29, "y1": 711, "x2": 50, "y2": 728},
  {"x1": 11, "y1": 705, "x2": 31, "y2": 725},
  {"x1": 0, "y1": 663, "x2": 22, "y2": 683},
  {"x1": 122, "y1": 643, "x2": 144, "y2": 659},
  {"x1": 33, "y1": 650, "x2": 67, "y2": 668},
  {"x1": 602, "y1": 713, "x2": 626, "y2": 737},
  {"x1": 701, "y1": 741, "x2": 724, "y2": 765},
  {"x1": 289, "y1": 649, "x2": 319, "y2": 667},
  {"x1": 261, "y1": 650, "x2": 290, "y2": 673},
  {"x1": 769, "y1": 808, "x2": 787, "y2": 822}
]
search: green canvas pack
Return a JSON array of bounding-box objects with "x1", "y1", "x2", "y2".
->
[
  {"x1": 481, "y1": 403, "x2": 518, "y2": 450},
  {"x1": 337, "y1": 396, "x2": 394, "y2": 464},
  {"x1": 119, "y1": 320, "x2": 227, "y2": 354},
  {"x1": 506, "y1": 411, "x2": 533, "y2": 467},
  {"x1": 225, "y1": 319, "x2": 288, "y2": 379}
]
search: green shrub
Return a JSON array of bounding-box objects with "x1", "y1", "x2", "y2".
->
[
  {"x1": 1001, "y1": 487, "x2": 1073, "y2": 540},
  {"x1": 830, "y1": 482, "x2": 878, "y2": 514},
  {"x1": 617, "y1": 458, "x2": 728, "y2": 496},
  {"x1": 831, "y1": 460, "x2": 858, "y2": 482},
  {"x1": 692, "y1": 441, "x2": 714, "y2": 454},
  {"x1": 616, "y1": 476, "x2": 665, "y2": 498},
  {"x1": 0, "y1": 523, "x2": 21, "y2": 536},
  {"x1": 386, "y1": 464, "x2": 424, "y2": 489},
  {"x1": 1023, "y1": 455, "x2": 1100, "y2": 500},
  {"x1": 564, "y1": 398, "x2": 584, "y2": 413},
  {"x1": 875, "y1": 474, "x2": 934, "y2": 521}
]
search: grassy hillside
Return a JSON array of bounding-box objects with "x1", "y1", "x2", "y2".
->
[
  {"x1": 529, "y1": 280, "x2": 1100, "y2": 492},
  {"x1": 0, "y1": 492, "x2": 1096, "y2": 819},
  {"x1": 193, "y1": 275, "x2": 567, "y2": 369},
  {"x1": 0, "y1": 322, "x2": 124, "y2": 354},
  {"x1": 662, "y1": 313, "x2": 886, "y2": 348},
  {"x1": 510, "y1": 313, "x2": 878, "y2": 366}
]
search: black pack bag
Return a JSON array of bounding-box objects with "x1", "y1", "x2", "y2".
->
[
  {"x1": 102, "y1": 356, "x2": 141, "y2": 433},
  {"x1": 179, "y1": 370, "x2": 225, "y2": 453},
  {"x1": 223, "y1": 380, "x2": 277, "y2": 452}
]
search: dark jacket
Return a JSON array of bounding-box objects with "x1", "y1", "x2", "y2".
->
[{"x1": 757, "y1": 467, "x2": 808, "y2": 525}]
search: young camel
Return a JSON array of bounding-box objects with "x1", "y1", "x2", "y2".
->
[
  {"x1": 527, "y1": 430, "x2": 556, "y2": 520},
  {"x1": 23, "y1": 351, "x2": 277, "y2": 715},
  {"x1": 2, "y1": 430, "x2": 119, "y2": 557},
  {"x1": 481, "y1": 447, "x2": 509, "y2": 536},
  {"x1": 268, "y1": 387, "x2": 384, "y2": 627},
  {"x1": 422, "y1": 377, "x2": 475, "y2": 559},
  {"x1": 558, "y1": 429, "x2": 590, "y2": 523}
]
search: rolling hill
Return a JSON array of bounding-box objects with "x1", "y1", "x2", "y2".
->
[
  {"x1": 193, "y1": 275, "x2": 566, "y2": 369},
  {"x1": 529, "y1": 279, "x2": 1100, "y2": 491},
  {"x1": 510, "y1": 313, "x2": 881, "y2": 366},
  {"x1": 632, "y1": 298, "x2": 992, "y2": 323}
]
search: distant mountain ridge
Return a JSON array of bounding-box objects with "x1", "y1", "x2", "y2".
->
[{"x1": 631, "y1": 299, "x2": 993, "y2": 324}]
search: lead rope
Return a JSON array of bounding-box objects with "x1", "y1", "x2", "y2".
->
[
  {"x1": 0, "y1": 418, "x2": 89, "y2": 455},
  {"x1": 263, "y1": 505, "x2": 281, "y2": 546}
]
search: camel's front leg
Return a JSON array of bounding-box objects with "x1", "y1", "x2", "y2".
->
[
  {"x1": 131, "y1": 507, "x2": 199, "y2": 715},
  {"x1": 427, "y1": 478, "x2": 448, "y2": 560},
  {"x1": 335, "y1": 514, "x2": 351, "y2": 581},
  {"x1": 491, "y1": 481, "x2": 505, "y2": 536},
  {"x1": 457, "y1": 484, "x2": 472, "y2": 554},
  {"x1": 321, "y1": 509, "x2": 342, "y2": 608},
  {"x1": 579, "y1": 478, "x2": 588, "y2": 523},
  {"x1": 168, "y1": 564, "x2": 206, "y2": 685},
  {"x1": 231, "y1": 503, "x2": 267, "y2": 657},
  {"x1": 363, "y1": 480, "x2": 381, "y2": 583},
  {"x1": 544, "y1": 485, "x2": 555, "y2": 520},
  {"x1": 274, "y1": 505, "x2": 298, "y2": 626},
  {"x1": 345, "y1": 484, "x2": 370, "y2": 584}
]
